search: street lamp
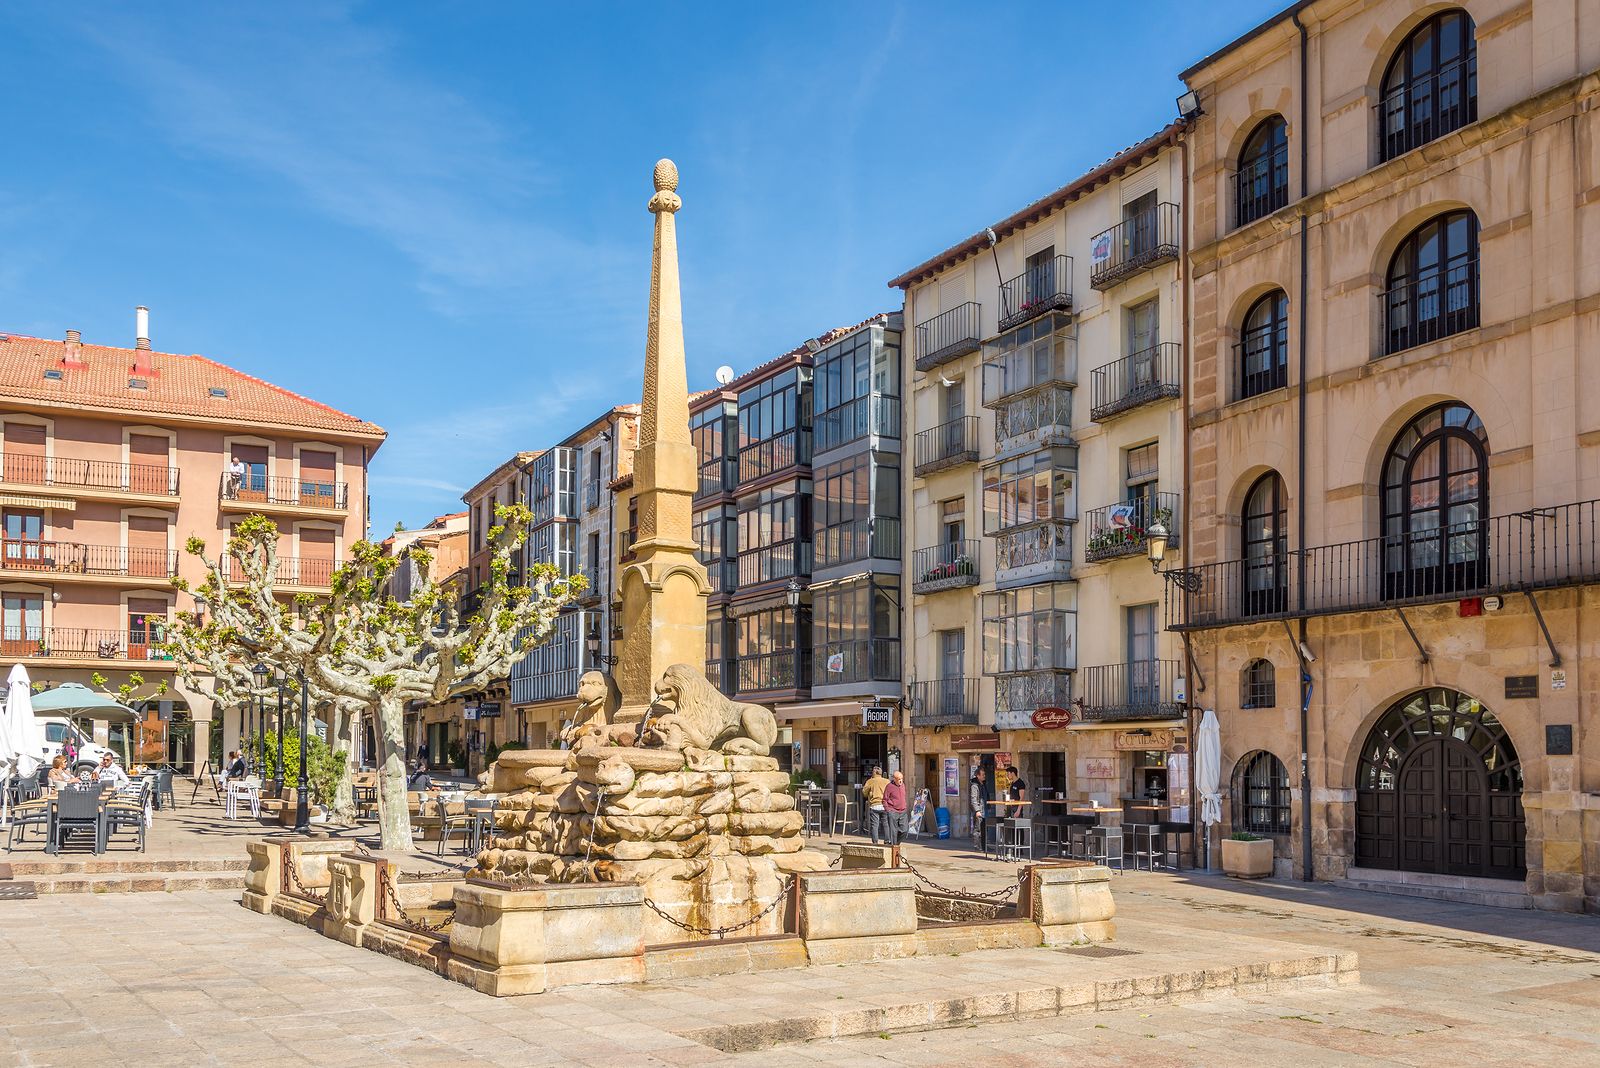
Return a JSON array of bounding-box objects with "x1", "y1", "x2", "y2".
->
[
  {"x1": 250, "y1": 661, "x2": 268, "y2": 775},
  {"x1": 784, "y1": 577, "x2": 804, "y2": 609},
  {"x1": 1145, "y1": 521, "x2": 1203, "y2": 593},
  {"x1": 586, "y1": 620, "x2": 617, "y2": 668},
  {"x1": 293, "y1": 666, "x2": 311, "y2": 834},
  {"x1": 274, "y1": 668, "x2": 286, "y2": 790}
]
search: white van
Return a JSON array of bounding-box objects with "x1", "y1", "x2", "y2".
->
[{"x1": 36, "y1": 716, "x2": 121, "y2": 775}]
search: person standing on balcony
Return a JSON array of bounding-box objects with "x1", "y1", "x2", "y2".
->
[{"x1": 225, "y1": 456, "x2": 246, "y2": 499}]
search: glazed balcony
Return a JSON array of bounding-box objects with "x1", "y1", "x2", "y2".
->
[
  {"x1": 910, "y1": 677, "x2": 979, "y2": 728},
  {"x1": 0, "y1": 455, "x2": 178, "y2": 499},
  {"x1": 737, "y1": 428, "x2": 811, "y2": 485},
  {"x1": 736, "y1": 539, "x2": 812, "y2": 586},
  {"x1": 1088, "y1": 203, "x2": 1180, "y2": 290},
  {"x1": 993, "y1": 670, "x2": 1072, "y2": 728},
  {"x1": 1076, "y1": 660, "x2": 1184, "y2": 722},
  {"x1": 915, "y1": 302, "x2": 983, "y2": 372},
  {"x1": 696, "y1": 457, "x2": 736, "y2": 501},
  {"x1": 814, "y1": 394, "x2": 900, "y2": 455},
  {"x1": 704, "y1": 659, "x2": 729, "y2": 695},
  {"x1": 1083, "y1": 493, "x2": 1180, "y2": 563},
  {"x1": 913, "y1": 417, "x2": 979, "y2": 477},
  {"x1": 815, "y1": 518, "x2": 899, "y2": 571},
  {"x1": 911, "y1": 540, "x2": 979, "y2": 594},
  {"x1": 0, "y1": 627, "x2": 177, "y2": 664},
  {"x1": 220, "y1": 473, "x2": 349, "y2": 513},
  {"x1": 998, "y1": 255, "x2": 1073, "y2": 332},
  {"x1": 0, "y1": 540, "x2": 177, "y2": 584},
  {"x1": 1088, "y1": 343, "x2": 1182, "y2": 422},
  {"x1": 813, "y1": 638, "x2": 900, "y2": 687},
  {"x1": 703, "y1": 557, "x2": 738, "y2": 596},
  {"x1": 993, "y1": 385, "x2": 1074, "y2": 453},
  {"x1": 737, "y1": 648, "x2": 812, "y2": 695},
  {"x1": 221, "y1": 555, "x2": 335, "y2": 589},
  {"x1": 993, "y1": 519, "x2": 1073, "y2": 586}
]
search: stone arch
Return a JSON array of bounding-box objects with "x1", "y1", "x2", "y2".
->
[
  {"x1": 1232, "y1": 748, "x2": 1293, "y2": 834},
  {"x1": 1369, "y1": 200, "x2": 1479, "y2": 283},
  {"x1": 1224, "y1": 110, "x2": 1291, "y2": 173},
  {"x1": 1364, "y1": 4, "x2": 1481, "y2": 99},
  {"x1": 1222, "y1": 281, "x2": 1292, "y2": 345}
]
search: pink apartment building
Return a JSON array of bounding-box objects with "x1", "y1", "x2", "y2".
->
[{"x1": 0, "y1": 311, "x2": 385, "y2": 773}]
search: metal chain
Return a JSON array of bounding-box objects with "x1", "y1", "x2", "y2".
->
[
  {"x1": 282, "y1": 851, "x2": 326, "y2": 904},
  {"x1": 900, "y1": 856, "x2": 1019, "y2": 902},
  {"x1": 640, "y1": 877, "x2": 791, "y2": 940},
  {"x1": 380, "y1": 868, "x2": 453, "y2": 935}
]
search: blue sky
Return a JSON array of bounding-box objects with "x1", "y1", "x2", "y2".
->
[{"x1": 2, "y1": 1, "x2": 1284, "y2": 533}]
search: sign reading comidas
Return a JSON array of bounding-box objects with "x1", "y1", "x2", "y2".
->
[{"x1": 1031, "y1": 706, "x2": 1073, "y2": 730}]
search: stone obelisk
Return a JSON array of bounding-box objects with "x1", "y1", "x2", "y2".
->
[{"x1": 614, "y1": 160, "x2": 710, "y2": 722}]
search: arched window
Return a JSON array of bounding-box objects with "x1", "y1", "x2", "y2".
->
[
  {"x1": 1381, "y1": 402, "x2": 1487, "y2": 599},
  {"x1": 1236, "y1": 291, "x2": 1288, "y2": 399},
  {"x1": 1379, "y1": 10, "x2": 1478, "y2": 161},
  {"x1": 1234, "y1": 751, "x2": 1291, "y2": 834},
  {"x1": 1241, "y1": 659, "x2": 1276, "y2": 709},
  {"x1": 1384, "y1": 210, "x2": 1479, "y2": 354},
  {"x1": 1241, "y1": 473, "x2": 1287, "y2": 617},
  {"x1": 1235, "y1": 116, "x2": 1289, "y2": 227}
]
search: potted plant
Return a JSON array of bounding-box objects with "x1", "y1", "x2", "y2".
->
[
  {"x1": 1221, "y1": 832, "x2": 1274, "y2": 879},
  {"x1": 447, "y1": 738, "x2": 467, "y2": 775}
]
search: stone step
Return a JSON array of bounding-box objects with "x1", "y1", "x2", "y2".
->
[
  {"x1": 1335, "y1": 876, "x2": 1532, "y2": 910},
  {"x1": 0, "y1": 857, "x2": 249, "y2": 877},
  {"x1": 19, "y1": 871, "x2": 246, "y2": 895}
]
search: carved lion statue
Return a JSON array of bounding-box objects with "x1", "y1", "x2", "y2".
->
[
  {"x1": 560, "y1": 670, "x2": 628, "y2": 749},
  {"x1": 641, "y1": 663, "x2": 778, "y2": 755}
]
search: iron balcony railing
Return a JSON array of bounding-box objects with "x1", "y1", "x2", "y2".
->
[
  {"x1": 912, "y1": 540, "x2": 979, "y2": 594},
  {"x1": 704, "y1": 658, "x2": 728, "y2": 694},
  {"x1": 911, "y1": 677, "x2": 979, "y2": 727},
  {"x1": 585, "y1": 480, "x2": 604, "y2": 512},
  {"x1": 220, "y1": 472, "x2": 349, "y2": 510},
  {"x1": 736, "y1": 539, "x2": 813, "y2": 585},
  {"x1": 1076, "y1": 660, "x2": 1185, "y2": 722},
  {"x1": 1234, "y1": 322, "x2": 1288, "y2": 400},
  {"x1": 1166, "y1": 499, "x2": 1600, "y2": 630},
  {"x1": 737, "y1": 648, "x2": 812, "y2": 694},
  {"x1": 994, "y1": 670, "x2": 1071, "y2": 719},
  {"x1": 814, "y1": 394, "x2": 900, "y2": 454},
  {"x1": 1233, "y1": 142, "x2": 1289, "y2": 228},
  {"x1": 737, "y1": 427, "x2": 811, "y2": 484},
  {"x1": 1089, "y1": 343, "x2": 1183, "y2": 422},
  {"x1": 913, "y1": 416, "x2": 979, "y2": 476},
  {"x1": 221, "y1": 554, "x2": 336, "y2": 588},
  {"x1": 1377, "y1": 56, "x2": 1477, "y2": 162},
  {"x1": 815, "y1": 517, "x2": 900, "y2": 570},
  {"x1": 994, "y1": 385, "x2": 1073, "y2": 450},
  {"x1": 813, "y1": 637, "x2": 900, "y2": 686},
  {"x1": 696, "y1": 457, "x2": 736, "y2": 501},
  {"x1": 0, "y1": 627, "x2": 174, "y2": 662},
  {"x1": 1084, "y1": 493, "x2": 1180, "y2": 563},
  {"x1": 994, "y1": 519, "x2": 1072, "y2": 576},
  {"x1": 915, "y1": 302, "x2": 983, "y2": 371},
  {"x1": 1089, "y1": 203, "x2": 1181, "y2": 290},
  {"x1": 703, "y1": 557, "x2": 738, "y2": 595},
  {"x1": 1383, "y1": 259, "x2": 1479, "y2": 355},
  {"x1": 0, "y1": 539, "x2": 177, "y2": 579},
  {"x1": 0, "y1": 455, "x2": 179, "y2": 496},
  {"x1": 999, "y1": 255, "x2": 1073, "y2": 332}
]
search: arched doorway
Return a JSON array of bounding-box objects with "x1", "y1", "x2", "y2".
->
[{"x1": 1355, "y1": 687, "x2": 1524, "y2": 880}]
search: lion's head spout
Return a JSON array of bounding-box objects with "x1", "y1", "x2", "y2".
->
[{"x1": 652, "y1": 663, "x2": 708, "y2": 710}]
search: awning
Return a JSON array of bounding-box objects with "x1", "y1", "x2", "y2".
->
[
  {"x1": 0, "y1": 493, "x2": 74, "y2": 511},
  {"x1": 776, "y1": 699, "x2": 898, "y2": 723}
]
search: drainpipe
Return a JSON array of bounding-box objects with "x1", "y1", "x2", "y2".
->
[
  {"x1": 1292, "y1": 11, "x2": 1314, "y2": 884},
  {"x1": 1178, "y1": 128, "x2": 1197, "y2": 869}
]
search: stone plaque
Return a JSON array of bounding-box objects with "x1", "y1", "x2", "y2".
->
[
  {"x1": 1504, "y1": 675, "x2": 1538, "y2": 699},
  {"x1": 1546, "y1": 724, "x2": 1573, "y2": 756}
]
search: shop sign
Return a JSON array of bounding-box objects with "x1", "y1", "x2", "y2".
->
[
  {"x1": 950, "y1": 733, "x2": 1001, "y2": 751},
  {"x1": 861, "y1": 705, "x2": 893, "y2": 727},
  {"x1": 1031, "y1": 706, "x2": 1073, "y2": 730},
  {"x1": 477, "y1": 702, "x2": 502, "y2": 719},
  {"x1": 463, "y1": 705, "x2": 479, "y2": 721},
  {"x1": 1114, "y1": 728, "x2": 1175, "y2": 751}
]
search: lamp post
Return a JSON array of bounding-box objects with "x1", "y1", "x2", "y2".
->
[
  {"x1": 293, "y1": 666, "x2": 311, "y2": 834},
  {"x1": 274, "y1": 669, "x2": 286, "y2": 791},
  {"x1": 1145, "y1": 521, "x2": 1203, "y2": 593},
  {"x1": 250, "y1": 662, "x2": 268, "y2": 776},
  {"x1": 586, "y1": 619, "x2": 617, "y2": 669}
]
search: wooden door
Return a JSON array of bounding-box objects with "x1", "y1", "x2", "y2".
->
[
  {"x1": 298, "y1": 450, "x2": 338, "y2": 508},
  {"x1": 1397, "y1": 739, "x2": 1443, "y2": 873},
  {"x1": 127, "y1": 516, "x2": 169, "y2": 577},
  {"x1": 4, "y1": 422, "x2": 45, "y2": 484},
  {"x1": 2, "y1": 509, "x2": 44, "y2": 571},
  {"x1": 1441, "y1": 740, "x2": 1489, "y2": 876},
  {"x1": 128, "y1": 434, "x2": 171, "y2": 494},
  {"x1": 233, "y1": 444, "x2": 269, "y2": 502},
  {"x1": 1, "y1": 593, "x2": 42, "y2": 656},
  {"x1": 127, "y1": 599, "x2": 168, "y2": 661}
]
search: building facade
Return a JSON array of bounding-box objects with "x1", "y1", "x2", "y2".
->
[{"x1": 1174, "y1": 0, "x2": 1600, "y2": 909}]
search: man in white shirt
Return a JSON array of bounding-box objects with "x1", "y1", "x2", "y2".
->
[
  {"x1": 226, "y1": 456, "x2": 247, "y2": 498},
  {"x1": 95, "y1": 753, "x2": 129, "y2": 788}
]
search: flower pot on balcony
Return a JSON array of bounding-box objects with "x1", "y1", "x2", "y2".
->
[{"x1": 1221, "y1": 834, "x2": 1274, "y2": 879}]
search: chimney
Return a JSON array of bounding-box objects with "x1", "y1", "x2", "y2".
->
[
  {"x1": 65, "y1": 329, "x2": 81, "y2": 344},
  {"x1": 135, "y1": 306, "x2": 151, "y2": 350},
  {"x1": 62, "y1": 328, "x2": 87, "y2": 368}
]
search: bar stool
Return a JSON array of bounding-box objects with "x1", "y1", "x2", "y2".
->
[
  {"x1": 1128, "y1": 823, "x2": 1161, "y2": 871},
  {"x1": 801, "y1": 794, "x2": 826, "y2": 837},
  {"x1": 830, "y1": 791, "x2": 857, "y2": 838},
  {"x1": 1000, "y1": 817, "x2": 1034, "y2": 862},
  {"x1": 1156, "y1": 821, "x2": 1194, "y2": 870},
  {"x1": 1086, "y1": 825, "x2": 1124, "y2": 872}
]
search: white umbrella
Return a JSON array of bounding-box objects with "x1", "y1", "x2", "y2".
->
[
  {"x1": 1, "y1": 663, "x2": 44, "y2": 826},
  {"x1": 1195, "y1": 708, "x2": 1223, "y2": 869}
]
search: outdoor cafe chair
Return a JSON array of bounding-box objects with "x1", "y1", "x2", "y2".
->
[
  {"x1": 105, "y1": 792, "x2": 148, "y2": 853},
  {"x1": 225, "y1": 778, "x2": 261, "y2": 820},
  {"x1": 5, "y1": 796, "x2": 50, "y2": 852},
  {"x1": 153, "y1": 768, "x2": 176, "y2": 811},
  {"x1": 51, "y1": 787, "x2": 106, "y2": 855},
  {"x1": 464, "y1": 797, "x2": 496, "y2": 854},
  {"x1": 435, "y1": 798, "x2": 475, "y2": 857},
  {"x1": 829, "y1": 791, "x2": 857, "y2": 838}
]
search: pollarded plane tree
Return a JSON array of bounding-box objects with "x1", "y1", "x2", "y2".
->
[{"x1": 167, "y1": 508, "x2": 580, "y2": 850}]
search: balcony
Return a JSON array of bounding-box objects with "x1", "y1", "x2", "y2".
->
[
  {"x1": 1383, "y1": 259, "x2": 1479, "y2": 356},
  {"x1": 1089, "y1": 343, "x2": 1182, "y2": 422},
  {"x1": 737, "y1": 648, "x2": 812, "y2": 695},
  {"x1": 813, "y1": 637, "x2": 900, "y2": 687},
  {"x1": 222, "y1": 555, "x2": 335, "y2": 589},
  {"x1": 994, "y1": 670, "x2": 1072, "y2": 728},
  {"x1": 999, "y1": 255, "x2": 1073, "y2": 332},
  {"x1": 220, "y1": 473, "x2": 349, "y2": 512},
  {"x1": 911, "y1": 540, "x2": 979, "y2": 594},
  {"x1": 1088, "y1": 203, "x2": 1180, "y2": 290},
  {"x1": 993, "y1": 519, "x2": 1073, "y2": 586},
  {"x1": 1, "y1": 627, "x2": 177, "y2": 664},
  {"x1": 815, "y1": 518, "x2": 900, "y2": 571},
  {"x1": 814, "y1": 394, "x2": 900, "y2": 455},
  {"x1": 704, "y1": 557, "x2": 738, "y2": 596},
  {"x1": 737, "y1": 427, "x2": 811, "y2": 485},
  {"x1": 0, "y1": 455, "x2": 178, "y2": 498},
  {"x1": 704, "y1": 658, "x2": 729, "y2": 695},
  {"x1": 915, "y1": 302, "x2": 983, "y2": 372},
  {"x1": 0, "y1": 540, "x2": 177, "y2": 583},
  {"x1": 910, "y1": 677, "x2": 979, "y2": 727},
  {"x1": 1083, "y1": 493, "x2": 1180, "y2": 563},
  {"x1": 1166, "y1": 498, "x2": 1600, "y2": 630},
  {"x1": 993, "y1": 385, "x2": 1074, "y2": 454},
  {"x1": 913, "y1": 417, "x2": 979, "y2": 477},
  {"x1": 696, "y1": 458, "x2": 736, "y2": 501},
  {"x1": 736, "y1": 539, "x2": 813, "y2": 586},
  {"x1": 1076, "y1": 661, "x2": 1184, "y2": 722},
  {"x1": 584, "y1": 480, "x2": 605, "y2": 513}
]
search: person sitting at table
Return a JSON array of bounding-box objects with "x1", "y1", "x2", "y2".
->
[
  {"x1": 94, "y1": 752, "x2": 129, "y2": 789},
  {"x1": 224, "y1": 750, "x2": 247, "y2": 782},
  {"x1": 46, "y1": 755, "x2": 74, "y2": 789}
]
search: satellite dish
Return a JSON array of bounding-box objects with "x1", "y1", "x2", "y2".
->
[{"x1": 715, "y1": 365, "x2": 735, "y2": 386}]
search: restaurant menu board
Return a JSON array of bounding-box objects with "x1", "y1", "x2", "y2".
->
[
  {"x1": 942, "y1": 756, "x2": 960, "y2": 797},
  {"x1": 994, "y1": 753, "x2": 1012, "y2": 796}
]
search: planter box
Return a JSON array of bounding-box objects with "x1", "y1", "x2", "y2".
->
[{"x1": 1221, "y1": 837, "x2": 1274, "y2": 879}]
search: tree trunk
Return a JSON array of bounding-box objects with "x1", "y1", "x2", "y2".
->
[
  {"x1": 374, "y1": 695, "x2": 414, "y2": 851},
  {"x1": 329, "y1": 705, "x2": 357, "y2": 823}
]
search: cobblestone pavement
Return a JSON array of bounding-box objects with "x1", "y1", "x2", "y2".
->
[{"x1": 1, "y1": 838, "x2": 1597, "y2": 1067}]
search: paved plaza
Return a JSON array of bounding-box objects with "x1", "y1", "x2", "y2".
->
[{"x1": 2, "y1": 836, "x2": 1598, "y2": 1067}]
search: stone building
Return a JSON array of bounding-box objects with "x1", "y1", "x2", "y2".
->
[{"x1": 1173, "y1": 0, "x2": 1600, "y2": 909}]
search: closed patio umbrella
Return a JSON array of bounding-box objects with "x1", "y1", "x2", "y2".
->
[
  {"x1": 1195, "y1": 708, "x2": 1223, "y2": 870},
  {"x1": 1, "y1": 664, "x2": 45, "y2": 826}
]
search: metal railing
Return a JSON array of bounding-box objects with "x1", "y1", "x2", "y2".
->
[
  {"x1": 912, "y1": 540, "x2": 979, "y2": 593},
  {"x1": 999, "y1": 255, "x2": 1073, "y2": 332},
  {"x1": 813, "y1": 638, "x2": 899, "y2": 686},
  {"x1": 1234, "y1": 322, "x2": 1288, "y2": 399},
  {"x1": 1383, "y1": 259, "x2": 1479, "y2": 355},
  {"x1": 994, "y1": 519, "x2": 1072, "y2": 574},
  {"x1": 1167, "y1": 499, "x2": 1600, "y2": 630},
  {"x1": 222, "y1": 554, "x2": 336, "y2": 588},
  {"x1": 1076, "y1": 661, "x2": 1184, "y2": 722},
  {"x1": 736, "y1": 539, "x2": 812, "y2": 585},
  {"x1": 585, "y1": 481, "x2": 605, "y2": 512},
  {"x1": 913, "y1": 417, "x2": 979, "y2": 476},
  {"x1": 1089, "y1": 203, "x2": 1180, "y2": 290},
  {"x1": 1233, "y1": 142, "x2": 1289, "y2": 228},
  {"x1": 0, "y1": 627, "x2": 175, "y2": 662},
  {"x1": 814, "y1": 394, "x2": 900, "y2": 454},
  {"x1": 1089, "y1": 343, "x2": 1183, "y2": 421},
  {"x1": 915, "y1": 302, "x2": 983, "y2": 371},
  {"x1": 0, "y1": 540, "x2": 177, "y2": 579},
  {"x1": 1083, "y1": 493, "x2": 1179, "y2": 563},
  {"x1": 815, "y1": 517, "x2": 899, "y2": 570},
  {"x1": 737, "y1": 648, "x2": 812, "y2": 694},
  {"x1": 994, "y1": 385, "x2": 1073, "y2": 448},
  {"x1": 220, "y1": 472, "x2": 348, "y2": 509},
  {"x1": 737, "y1": 427, "x2": 810, "y2": 484},
  {"x1": 0, "y1": 455, "x2": 178, "y2": 496},
  {"x1": 696, "y1": 457, "x2": 735, "y2": 500},
  {"x1": 994, "y1": 670, "x2": 1071, "y2": 718},
  {"x1": 704, "y1": 557, "x2": 738, "y2": 595},
  {"x1": 704, "y1": 659, "x2": 728, "y2": 694},
  {"x1": 1377, "y1": 57, "x2": 1477, "y2": 162},
  {"x1": 910, "y1": 677, "x2": 979, "y2": 727}
]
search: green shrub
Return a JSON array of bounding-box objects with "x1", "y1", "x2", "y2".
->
[
  {"x1": 447, "y1": 738, "x2": 466, "y2": 769},
  {"x1": 1228, "y1": 831, "x2": 1265, "y2": 842},
  {"x1": 259, "y1": 733, "x2": 345, "y2": 805}
]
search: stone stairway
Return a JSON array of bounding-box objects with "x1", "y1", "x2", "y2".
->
[
  {"x1": 1334, "y1": 866, "x2": 1532, "y2": 909},
  {"x1": 0, "y1": 857, "x2": 249, "y2": 895}
]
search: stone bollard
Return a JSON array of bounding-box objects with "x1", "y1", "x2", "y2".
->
[
  {"x1": 837, "y1": 843, "x2": 893, "y2": 870},
  {"x1": 241, "y1": 838, "x2": 281, "y2": 914},
  {"x1": 324, "y1": 853, "x2": 386, "y2": 947},
  {"x1": 446, "y1": 881, "x2": 646, "y2": 996},
  {"x1": 796, "y1": 869, "x2": 919, "y2": 964},
  {"x1": 1027, "y1": 862, "x2": 1116, "y2": 945}
]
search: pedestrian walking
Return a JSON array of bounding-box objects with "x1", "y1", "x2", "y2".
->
[
  {"x1": 861, "y1": 766, "x2": 888, "y2": 843},
  {"x1": 883, "y1": 770, "x2": 908, "y2": 847},
  {"x1": 969, "y1": 766, "x2": 989, "y2": 846}
]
